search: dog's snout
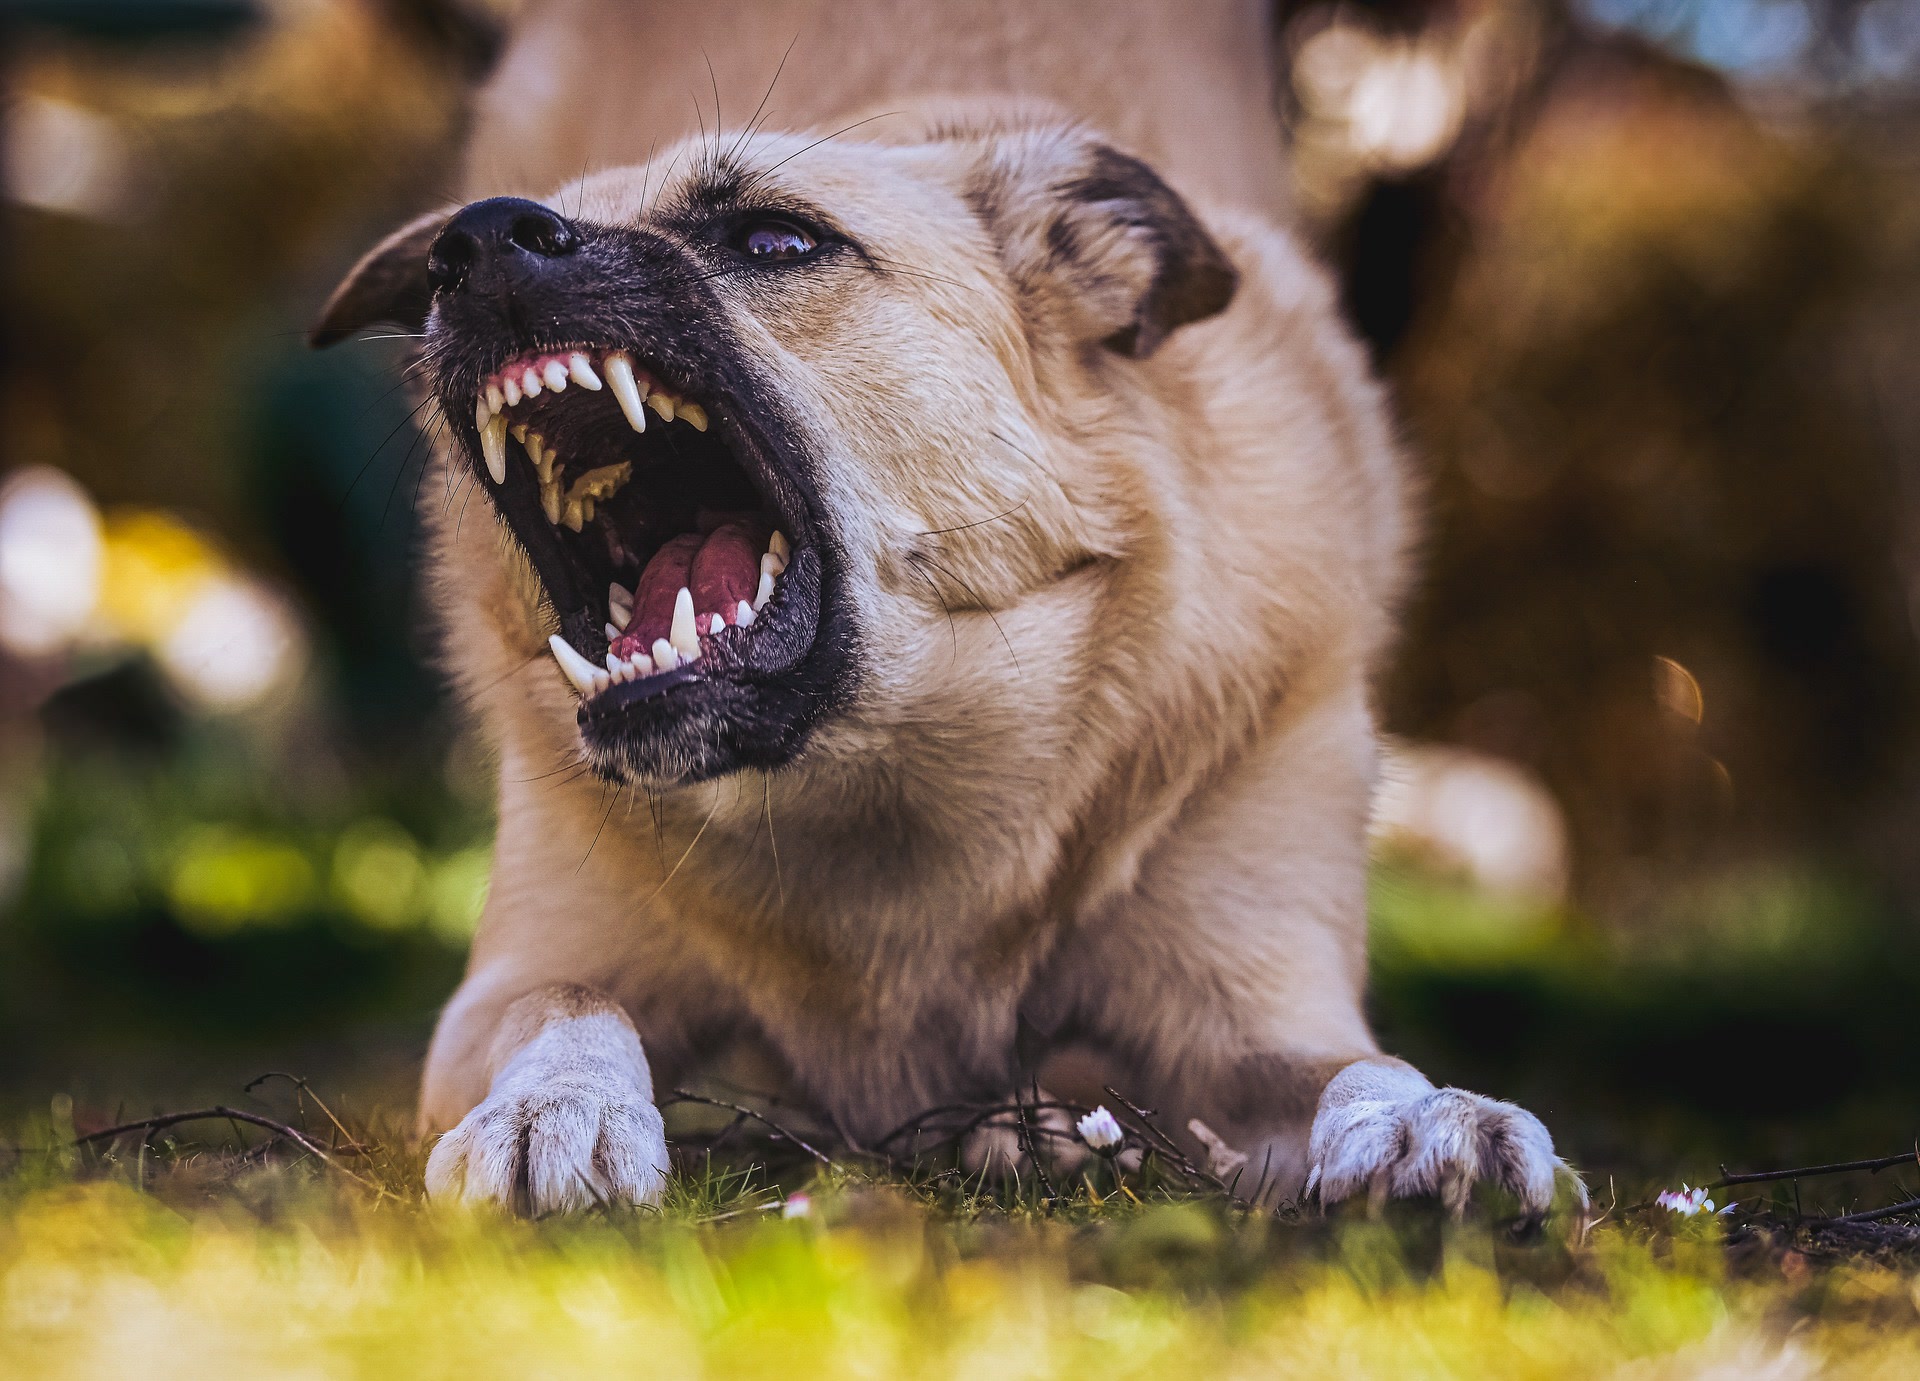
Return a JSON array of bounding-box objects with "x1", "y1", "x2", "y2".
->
[{"x1": 427, "y1": 197, "x2": 580, "y2": 296}]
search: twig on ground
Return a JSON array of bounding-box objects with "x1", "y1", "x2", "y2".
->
[
  {"x1": 243, "y1": 1072, "x2": 372, "y2": 1154},
  {"x1": 72, "y1": 1106, "x2": 382, "y2": 1192},
  {"x1": 1016, "y1": 1082, "x2": 1059, "y2": 1206},
  {"x1": 1713, "y1": 1147, "x2": 1920, "y2": 1190},
  {"x1": 1102, "y1": 1086, "x2": 1230, "y2": 1195},
  {"x1": 1818, "y1": 1196, "x2": 1920, "y2": 1226},
  {"x1": 665, "y1": 1090, "x2": 833, "y2": 1166}
]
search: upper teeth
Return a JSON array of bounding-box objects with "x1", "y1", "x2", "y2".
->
[
  {"x1": 546, "y1": 530, "x2": 791, "y2": 702},
  {"x1": 470, "y1": 347, "x2": 710, "y2": 512}
]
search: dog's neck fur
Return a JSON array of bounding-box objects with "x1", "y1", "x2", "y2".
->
[{"x1": 469, "y1": 0, "x2": 1291, "y2": 217}]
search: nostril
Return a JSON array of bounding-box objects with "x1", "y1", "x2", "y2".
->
[
  {"x1": 509, "y1": 212, "x2": 578, "y2": 258},
  {"x1": 426, "y1": 228, "x2": 477, "y2": 294}
]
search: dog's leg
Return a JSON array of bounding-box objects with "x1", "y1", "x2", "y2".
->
[
  {"x1": 422, "y1": 983, "x2": 670, "y2": 1213},
  {"x1": 1060, "y1": 677, "x2": 1581, "y2": 1218}
]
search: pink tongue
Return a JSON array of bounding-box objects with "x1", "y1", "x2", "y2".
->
[{"x1": 613, "y1": 520, "x2": 769, "y2": 656}]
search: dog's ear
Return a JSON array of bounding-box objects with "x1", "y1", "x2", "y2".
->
[
  {"x1": 309, "y1": 209, "x2": 448, "y2": 348},
  {"x1": 971, "y1": 134, "x2": 1238, "y2": 358}
]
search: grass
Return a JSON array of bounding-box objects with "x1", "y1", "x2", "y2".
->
[{"x1": 7, "y1": 1102, "x2": 1920, "y2": 1380}]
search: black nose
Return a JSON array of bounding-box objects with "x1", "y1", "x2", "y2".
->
[{"x1": 427, "y1": 197, "x2": 579, "y2": 295}]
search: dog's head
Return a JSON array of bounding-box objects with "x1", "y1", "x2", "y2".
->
[{"x1": 315, "y1": 115, "x2": 1237, "y2": 786}]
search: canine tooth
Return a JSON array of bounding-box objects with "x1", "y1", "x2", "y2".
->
[
  {"x1": 486, "y1": 383, "x2": 504, "y2": 414},
  {"x1": 543, "y1": 359, "x2": 569, "y2": 392},
  {"x1": 608, "y1": 582, "x2": 633, "y2": 629},
  {"x1": 540, "y1": 477, "x2": 562, "y2": 525},
  {"x1": 733, "y1": 600, "x2": 756, "y2": 627},
  {"x1": 475, "y1": 396, "x2": 492, "y2": 430},
  {"x1": 708, "y1": 613, "x2": 725, "y2": 635},
  {"x1": 592, "y1": 669, "x2": 610, "y2": 693},
  {"x1": 753, "y1": 569, "x2": 775, "y2": 610},
  {"x1": 760, "y1": 551, "x2": 787, "y2": 579},
  {"x1": 568, "y1": 353, "x2": 603, "y2": 390},
  {"x1": 679, "y1": 401, "x2": 708, "y2": 432},
  {"x1": 548, "y1": 634, "x2": 602, "y2": 696},
  {"x1": 670, "y1": 587, "x2": 699, "y2": 657},
  {"x1": 769, "y1": 530, "x2": 790, "y2": 561},
  {"x1": 522, "y1": 367, "x2": 543, "y2": 398},
  {"x1": 480, "y1": 415, "x2": 508, "y2": 485},
  {"x1": 646, "y1": 391, "x2": 676, "y2": 423},
  {"x1": 503, "y1": 375, "x2": 522, "y2": 407},
  {"x1": 651, "y1": 638, "x2": 679, "y2": 671},
  {"x1": 604, "y1": 353, "x2": 647, "y2": 433},
  {"x1": 605, "y1": 622, "x2": 623, "y2": 643}
]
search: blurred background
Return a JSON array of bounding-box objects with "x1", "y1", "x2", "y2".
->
[{"x1": 2, "y1": 0, "x2": 1918, "y2": 1181}]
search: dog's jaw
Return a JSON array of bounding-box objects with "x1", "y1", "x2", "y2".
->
[{"x1": 425, "y1": 221, "x2": 861, "y2": 787}]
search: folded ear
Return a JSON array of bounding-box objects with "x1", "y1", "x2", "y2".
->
[
  {"x1": 971, "y1": 133, "x2": 1238, "y2": 357},
  {"x1": 309, "y1": 209, "x2": 449, "y2": 348}
]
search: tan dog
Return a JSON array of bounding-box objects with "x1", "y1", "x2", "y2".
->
[{"x1": 313, "y1": 0, "x2": 1580, "y2": 1217}]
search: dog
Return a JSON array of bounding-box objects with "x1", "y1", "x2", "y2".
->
[{"x1": 311, "y1": 0, "x2": 1579, "y2": 1217}]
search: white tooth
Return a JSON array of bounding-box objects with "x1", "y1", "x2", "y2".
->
[
  {"x1": 475, "y1": 395, "x2": 492, "y2": 430},
  {"x1": 540, "y1": 478, "x2": 562, "y2": 525},
  {"x1": 760, "y1": 551, "x2": 787, "y2": 579},
  {"x1": 753, "y1": 569, "x2": 775, "y2": 610},
  {"x1": 708, "y1": 613, "x2": 725, "y2": 635},
  {"x1": 486, "y1": 383, "x2": 504, "y2": 414},
  {"x1": 592, "y1": 669, "x2": 611, "y2": 693},
  {"x1": 481, "y1": 415, "x2": 508, "y2": 485},
  {"x1": 605, "y1": 622, "x2": 623, "y2": 643},
  {"x1": 604, "y1": 353, "x2": 647, "y2": 433},
  {"x1": 769, "y1": 530, "x2": 790, "y2": 561},
  {"x1": 548, "y1": 634, "x2": 602, "y2": 696},
  {"x1": 608, "y1": 581, "x2": 634, "y2": 629},
  {"x1": 646, "y1": 391, "x2": 676, "y2": 423},
  {"x1": 651, "y1": 638, "x2": 679, "y2": 671},
  {"x1": 568, "y1": 353, "x2": 603, "y2": 390},
  {"x1": 670, "y1": 587, "x2": 699, "y2": 657},
  {"x1": 522, "y1": 367, "x2": 543, "y2": 398},
  {"x1": 679, "y1": 401, "x2": 708, "y2": 432},
  {"x1": 606, "y1": 651, "x2": 629, "y2": 681},
  {"x1": 628, "y1": 650, "x2": 654, "y2": 676},
  {"x1": 503, "y1": 375, "x2": 522, "y2": 407},
  {"x1": 734, "y1": 600, "x2": 755, "y2": 627},
  {"x1": 543, "y1": 360, "x2": 569, "y2": 392}
]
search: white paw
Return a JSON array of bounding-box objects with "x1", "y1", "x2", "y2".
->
[
  {"x1": 425, "y1": 1013, "x2": 669, "y2": 1214},
  {"x1": 1305, "y1": 1062, "x2": 1583, "y2": 1219}
]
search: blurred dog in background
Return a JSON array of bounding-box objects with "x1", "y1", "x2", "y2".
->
[{"x1": 314, "y1": 0, "x2": 1580, "y2": 1217}]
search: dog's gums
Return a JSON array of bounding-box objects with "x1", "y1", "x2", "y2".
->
[{"x1": 470, "y1": 345, "x2": 790, "y2": 699}]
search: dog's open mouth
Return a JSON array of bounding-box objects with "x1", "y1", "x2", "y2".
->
[{"x1": 464, "y1": 346, "x2": 814, "y2": 713}]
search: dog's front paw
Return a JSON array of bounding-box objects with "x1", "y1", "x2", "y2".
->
[
  {"x1": 1305, "y1": 1061, "x2": 1582, "y2": 1220},
  {"x1": 425, "y1": 1013, "x2": 669, "y2": 1214}
]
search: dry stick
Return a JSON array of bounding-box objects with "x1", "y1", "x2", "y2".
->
[
  {"x1": 72, "y1": 1107, "x2": 381, "y2": 1191},
  {"x1": 666, "y1": 1089, "x2": 833, "y2": 1166},
  {"x1": 1713, "y1": 1148, "x2": 1920, "y2": 1190},
  {"x1": 1820, "y1": 1196, "x2": 1920, "y2": 1226},
  {"x1": 1015, "y1": 1083, "x2": 1059, "y2": 1206},
  {"x1": 1102, "y1": 1086, "x2": 1230, "y2": 1194},
  {"x1": 874, "y1": 1099, "x2": 1092, "y2": 1154},
  {"x1": 243, "y1": 1072, "x2": 371, "y2": 1155}
]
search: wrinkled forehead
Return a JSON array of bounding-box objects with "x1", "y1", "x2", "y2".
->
[{"x1": 552, "y1": 131, "x2": 968, "y2": 236}]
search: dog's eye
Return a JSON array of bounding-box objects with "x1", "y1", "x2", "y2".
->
[{"x1": 731, "y1": 219, "x2": 817, "y2": 262}]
